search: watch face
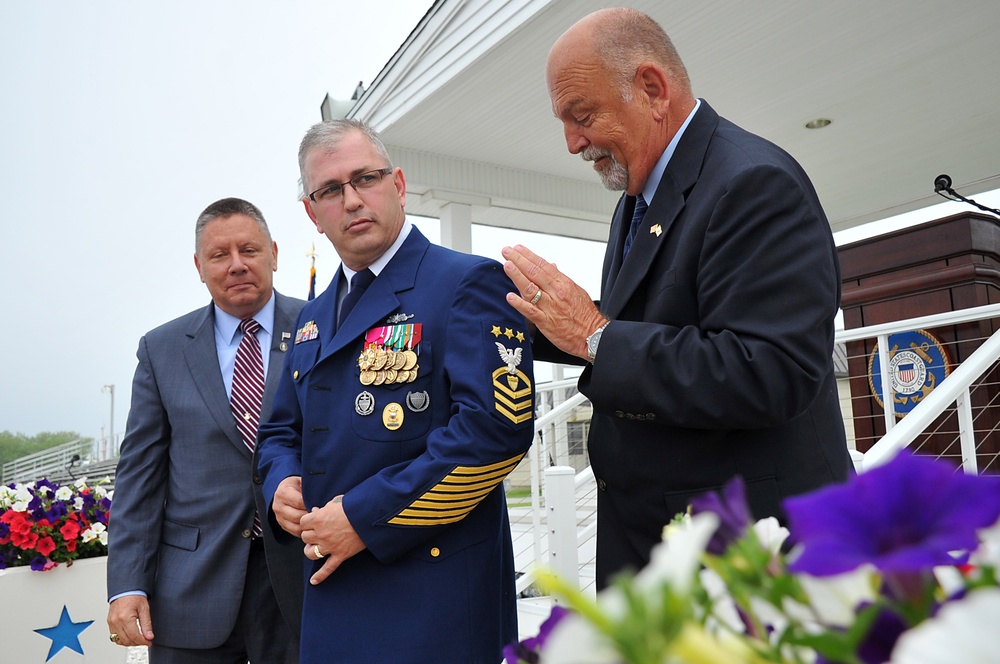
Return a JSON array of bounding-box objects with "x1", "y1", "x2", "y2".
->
[{"x1": 588, "y1": 329, "x2": 601, "y2": 361}]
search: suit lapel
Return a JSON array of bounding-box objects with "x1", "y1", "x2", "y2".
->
[
  {"x1": 184, "y1": 304, "x2": 244, "y2": 451},
  {"x1": 263, "y1": 292, "x2": 297, "y2": 419},
  {"x1": 602, "y1": 101, "x2": 720, "y2": 319}
]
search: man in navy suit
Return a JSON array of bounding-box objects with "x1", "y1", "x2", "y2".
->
[
  {"x1": 503, "y1": 7, "x2": 851, "y2": 589},
  {"x1": 107, "y1": 198, "x2": 303, "y2": 662},
  {"x1": 256, "y1": 119, "x2": 535, "y2": 663}
]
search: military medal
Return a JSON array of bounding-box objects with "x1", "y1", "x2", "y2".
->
[
  {"x1": 359, "y1": 322, "x2": 424, "y2": 386},
  {"x1": 383, "y1": 402, "x2": 404, "y2": 430}
]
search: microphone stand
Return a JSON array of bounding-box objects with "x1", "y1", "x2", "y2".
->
[{"x1": 934, "y1": 174, "x2": 1000, "y2": 217}]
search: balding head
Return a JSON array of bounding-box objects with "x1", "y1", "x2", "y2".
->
[{"x1": 546, "y1": 8, "x2": 695, "y2": 194}]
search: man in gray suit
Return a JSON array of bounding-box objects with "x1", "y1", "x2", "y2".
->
[{"x1": 106, "y1": 198, "x2": 304, "y2": 662}]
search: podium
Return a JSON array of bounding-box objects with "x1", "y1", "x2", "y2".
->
[{"x1": 838, "y1": 211, "x2": 1000, "y2": 467}]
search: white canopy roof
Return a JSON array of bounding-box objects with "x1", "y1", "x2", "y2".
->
[{"x1": 325, "y1": 0, "x2": 1000, "y2": 242}]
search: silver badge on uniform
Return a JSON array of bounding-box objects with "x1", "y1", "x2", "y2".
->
[
  {"x1": 355, "y1": 391, "x2": 375, "y2": 416},
  {"x1": 405, "y1": 390, "x2": 430, "y2": 413}
]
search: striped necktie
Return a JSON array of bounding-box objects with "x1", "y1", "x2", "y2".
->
[{"x1": 231, "y1": 317, "x2": 264, "y2": 537}]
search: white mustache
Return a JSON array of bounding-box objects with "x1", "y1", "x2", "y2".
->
[{"x1": 582, "y1": 146, "x2": 613, "y2": 163}]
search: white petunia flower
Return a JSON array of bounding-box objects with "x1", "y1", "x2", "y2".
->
[
  {"x1": 889, "y1": 588, "x2": 1000, "y2": 664},
  {"x1": 541, "y1": 612, "x2": 620, "y2": 664},
  {"x1": 752, "y1": 516, "x2": 790, "y2": 555},
  {"x1": 636, "y1": 512, "x2": 719, "y2": 595},
  {"x1": 797, "y1": 566, "x2": 877, "y2": 627}
]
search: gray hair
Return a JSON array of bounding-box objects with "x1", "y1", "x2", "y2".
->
[
  {"x1": 194, "y1": 197, "x2": 271, "y2": 252},
  {"x1": 592, "y1": 7, "x2": 691, "y2": 101},
  {"x1": 298, "y1": 119, "x2": 393, "y2": 198}
]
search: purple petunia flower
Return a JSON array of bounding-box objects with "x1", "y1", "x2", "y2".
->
[
  {"x1": 45, "y1": 502, "x2": 68, "y2": 522},
  {"x1": 690, "y1": 476, "x2": 753, "y2": 555},
  {"x1": 785, "y1": 451, "x2": 1000, "y2": 577},
  {"x1": 29, "y1": 555, "x2": 48, "y2": 571},
  {"x1": 502, "y1": 605, "x2": 570, "y2": 664}
]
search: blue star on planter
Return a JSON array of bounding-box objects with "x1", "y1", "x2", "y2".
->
[{"x1": 33, "y1": 605, "x2": 94, "y2": 661}]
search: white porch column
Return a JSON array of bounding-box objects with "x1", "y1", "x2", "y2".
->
[{"x1": 438, "y1": 201, "x2": 472, "y2": 253}]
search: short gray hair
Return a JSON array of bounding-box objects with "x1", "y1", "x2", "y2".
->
[
  {"x1": 194, "y1": 197, "x2": 271, "y2": 252},
  {"x1": 592, "y1": 7, "x2": 691, "y2": 100},
  {"x1": 297, "y1": 119, "x2": 393, "y2": 197}
]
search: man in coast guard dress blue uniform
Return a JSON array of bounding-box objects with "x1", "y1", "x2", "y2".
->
[{"x1": 256, "y1": 119, "x2": 534, "y2": 663}]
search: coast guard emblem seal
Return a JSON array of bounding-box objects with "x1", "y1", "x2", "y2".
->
[{"x1": 868, "y1": 329, "x2": 951, "y2": 418}]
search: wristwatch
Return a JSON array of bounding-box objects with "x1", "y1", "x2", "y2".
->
[{"x1": 586, "y1": 321, "x2": 610, "y2": 364}]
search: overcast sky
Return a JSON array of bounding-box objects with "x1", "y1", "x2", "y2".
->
[
  {"x1": 3, "y1": 2, "x2": 997, "y2": 444},
  {"x1": 0, "y1": 1, "x2": 609, "y2": 442}
]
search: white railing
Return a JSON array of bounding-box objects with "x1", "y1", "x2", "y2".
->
[
  {"x1": 838, "y1": 302, "x2": 1000, "y2": 472},
  {"x1": 2, "y1": 438, "x2": 90, "y2": 485},
  {"x1": 515, "y1": 303, "x2": 1000, "y2": 620}
]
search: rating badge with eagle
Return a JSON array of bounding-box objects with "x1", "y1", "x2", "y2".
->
[{"x1": 490, "y1": 324, "x2": 533, "y2": 425}]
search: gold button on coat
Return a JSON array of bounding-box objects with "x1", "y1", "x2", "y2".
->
[{"x1": 430, "y1": 547, "x2": 440, "y2": 558}]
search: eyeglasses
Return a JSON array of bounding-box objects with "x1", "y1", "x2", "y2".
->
[{"x1": 307, "y1": 168, "x2": 393, "y2": 203}]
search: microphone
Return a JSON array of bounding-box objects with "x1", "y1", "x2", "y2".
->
[{"x1": 932, "y1": 174, "x2": 1000, "y2": 217}]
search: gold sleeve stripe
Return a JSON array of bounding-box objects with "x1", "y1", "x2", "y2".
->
[
  {"x1": 409, "y1": 496, "x2": 485, "y2": 510},
  {"x1": 425, "y1": 481, "x2": 497, "y2": 496},
  {"x1": 396, "y1": 505, "x2": 477, "y2": 519},
  {"x1": 389, "y1": 514, "x2": 467, "y2": 526},
  {"x1": 443, "y1": 465, "x2": 516, "y2": 485},
  {"x1": 387, "y1": 452, "x2": 527, "y2": 526},
  {"x1": 450, "y1": 453, "x2": 525, "y2": 476}
]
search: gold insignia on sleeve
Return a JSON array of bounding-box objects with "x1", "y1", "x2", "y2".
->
[
  {"x1": 493, "y1": 367, "x2": 533, "y2": 424},
  {"x1": 491, "y1": 325, "x2": 502, "y2": 337},
  {"x1": 387, "y1": 453, "x2": 526, "y2": 525}
]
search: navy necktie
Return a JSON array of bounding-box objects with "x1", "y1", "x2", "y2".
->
[
  {"x1": 339, "y1": 268, "x2": 376, "y2": 326},
  {"x1": 622, "y1": 194, "x2": 648, "y2": 260}
]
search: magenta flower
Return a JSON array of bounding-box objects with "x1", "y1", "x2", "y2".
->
[{"x1": 785, "y1": 451, "x2": 1000, "y2": 576}]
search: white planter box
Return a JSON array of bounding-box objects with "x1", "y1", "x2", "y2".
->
[{"x1": 0, "y1": 557, "x2": 127, "y2": 663}]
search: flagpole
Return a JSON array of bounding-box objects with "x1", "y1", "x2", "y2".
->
[{"x1": 306, "y1": 243, "x2": 318, "y2": 300}]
